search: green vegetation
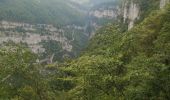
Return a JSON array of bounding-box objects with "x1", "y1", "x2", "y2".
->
[
  {"x1": 0, "y1": 1, "x2": 170, "y2": 100},
  {"x1": 64, "y1": 5, "x2": 170, "y2": 99},
  {"x1": 0, "y1": 0, "x2": 89, "y2": 61},
  {"x1": 41, "y1": 40, "x2": 62, "y2": 61},
  {"x1": 0, "y1": 45, "x2": 50, "y2": 99},
  {"x1": 0, "y1": 0, "x2": 85, "y2": 25}
]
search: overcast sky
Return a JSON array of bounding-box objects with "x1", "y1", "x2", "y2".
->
[{"x1": 70, "y1": 0, "x2": 90, "y2": 4}]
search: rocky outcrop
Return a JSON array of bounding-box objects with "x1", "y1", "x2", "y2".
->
[
  {"x1": 123, "y1": 1, "x2": 140, "y2": 30},
  {"x1": 87, "y1": 5, "x2": 122, "y2": 37},
  {"x1": 88, "y1": 0, "x2": 140, "y2": 33},
  {"x1": 0, "y1": 21, "x2": 73, "y2": 53},
  {"x1": 123, "y1": 0, "x2": 170, "y2": 30},
  {"x1": 160, "y1": 0, "x2": 170, "y2": 8},
  {"x1": 87, "y1": 0, "x2": 170, "y2": 37},
  {"x1": 89, "y1": 9, "x2": 120, "y2": 19}
]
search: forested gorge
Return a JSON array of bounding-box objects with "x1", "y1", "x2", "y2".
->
[
  {"x1": 0, "y1": 0, "x2": 85, "y2": 25},
  {"x1": 0, "y1": 0, "x2": 170, "y2": 100}
]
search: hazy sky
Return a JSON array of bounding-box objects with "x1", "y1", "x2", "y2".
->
[
  {"x1": 70, "y1": 0, "x2": 115, "y2": 4},
  {"x1": 70, "y1": 0, "x2": 90, "y2": 4}
]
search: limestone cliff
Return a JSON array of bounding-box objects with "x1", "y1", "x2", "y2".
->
[
  {"x1": 123, "y1": 1, "x2": 140, "y2": 30},
  {"x1": 0, "y1": 21, "x2": 73, "y2": 53},
  {"x1": 160, "y1": 0, "x2": 170, "y2": 8},
  {"x1": 123, "y1": 0, "x2": 170, "y2": 30}
]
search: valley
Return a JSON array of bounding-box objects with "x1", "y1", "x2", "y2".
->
[
  {"x1": 0, "y1": 0, "x2": 127, "y2": 61},
  {"x1": 0, "y1": 0, "x2": 170, "y2": 99}
]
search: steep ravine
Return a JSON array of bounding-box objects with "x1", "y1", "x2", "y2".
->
[
  {"x1": 0, "y1": 0, "x2": 169, "y2": 62},
  {"x1": 0, "y1": 20, "x2": 88, "y2": 62}
]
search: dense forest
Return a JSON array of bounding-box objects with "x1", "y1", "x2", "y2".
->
[
  {"x1": 0, "y1": 0, "x2": 85, "y2": 25},
  {"x1": 0, "y1": 0, "x2": 170, "y2": 100}
]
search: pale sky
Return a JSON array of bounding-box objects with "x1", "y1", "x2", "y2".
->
[{"x1": 70, "y1": 0, "x2": 90, "y2": 4}]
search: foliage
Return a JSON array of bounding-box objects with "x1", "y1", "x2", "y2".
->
[
  {"x1": 0, "y1": 0, "x2": 85, "y2": 25},
  {"x1": 0, "y1": 1, "x2": 170, "y2": 100},
  {"x1": 62, "y1": 4, "x2": 170, "y2": 100},
  {"x1": 0, "y1": 45, "x2": 51, "y2": 99}
]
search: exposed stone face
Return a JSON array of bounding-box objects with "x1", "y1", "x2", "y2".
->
[
  {"x1": 88, "y1": 0, "x2": 140, "y2": 34},
  {"x1": 89, "y1": 5, "x2": 121, "y2": 19},
  {"x1": 87, "y1": 6, "x2": 121, "y2": 37},
  {"x1": 160, "y1": 0, "x2": 170, "y2": 8},
  {"x1": 0, "y1": 21, "x2": 73, "y2": 53},
  {"x1": 128, "y1": 2, "x2": 140, "y2": 29},
  {"x1": 66, "y1": 25, "x2": 85, "y2": 30},
  {"x1": 89, "y1": 9, "x2": 119, "y2": 19},
  {"x1": 123, "y1": 2, "x2": 128, "y2": 23},
  {"x1": 123, "y1": 1, "x2": 140, "y2": 30},
  {"x1": 122, "y1": 0, "x2": 170, "y2": 30}
]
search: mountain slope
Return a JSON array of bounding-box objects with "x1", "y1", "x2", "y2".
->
[
  {"x1": 0, "y1": 0, "x2": 89, "y2": 62},
  {"x1": 59, "y1": 3, "x2": 170, "y2": 100},
  {"x1": 0, "y1": 0, "x2": 170, "y2": 100},
  {"x1": 0, "y1": 0, "x2": 85, "y2": 25}
]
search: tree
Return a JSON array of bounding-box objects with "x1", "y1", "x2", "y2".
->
[{"x1": 0, "y1": 45, "x2": 50, "y2": 100}]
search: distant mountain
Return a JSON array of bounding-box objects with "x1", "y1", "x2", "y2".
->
[
  {"x1": 0, "y1": 0, "x2": 170, "y2": 99},
  {"x1": 0, "y1": 0, "x2": 85, "y2": 25},
  {"x1": 58, "y1": 1, "x2": 170, "y2": 99},
  {"x1": 0, "y1": 0, "x2": 89, "y2": 62},
  {"x1": 0, "y1": 0, "x2": 161, "y2": 62}
]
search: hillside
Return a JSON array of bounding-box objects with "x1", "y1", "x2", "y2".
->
[
  {"x1": 0, "y1": 0, "x2": 85, "y2": 25},
  {"x1": 86, "y1": 0, "x2": 161, "y2": 37},
  {"x1": 0, "y1": 0, "x2": 89, "y2": 62},
  {"x1": 0, "y1": 0, "x2": 170, "y2": 100},
  {"x1": 63, "y1": 3, "x2": 170, "y2": 99},
  {"x1": 0, "y1": 0, "x2": 133, "y2": 62}
]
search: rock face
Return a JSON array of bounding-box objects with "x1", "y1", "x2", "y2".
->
[
  {"x1": 1, "y1": 0, "x2": 168, "y2": 57},
  {"x1": 160, "y1": 0, "x2": 170, "y2": 8},
  {"x1": 89, "y1": 8, "x2": 120, "y2": 19},
  {"x1": 87, "y1": 0, "x2": 170, "y2": 37},
  {"x1": 122, "y1": 0, "x2": 170, "y2": 30},
  {"x1": 123, "y1": 1, "x2": 140, "y2": 30},
  {"x1": 0, "y1": 21, "x2": 73, "y2": 53},
  {"x1": 87, "y1": 0, "x2": 140, "y2": 36},
  {"x1": 87, "y1": 4, "x2": 121, "y2": 37}
]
